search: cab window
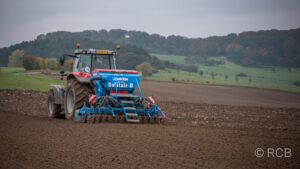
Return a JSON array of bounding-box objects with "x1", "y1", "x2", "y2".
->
[
  {"x1": 75, "y1": 54, "x2": 91, "y2": 73},
  {"x1": 92, "y1": 55, "x2": 111, "y2": 69}
]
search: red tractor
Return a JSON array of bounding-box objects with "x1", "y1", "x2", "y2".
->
[{"x1": 47, "y1": 44, "x2": 166, "y2": 123}]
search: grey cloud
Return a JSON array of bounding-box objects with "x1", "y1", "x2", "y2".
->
[{"x1": 0, "y1": 0, "x2": 299, "y2": 47}]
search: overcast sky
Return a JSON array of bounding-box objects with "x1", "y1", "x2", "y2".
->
[{"x1": 0, "y1": 0, "x2": 299, "y2": 47}]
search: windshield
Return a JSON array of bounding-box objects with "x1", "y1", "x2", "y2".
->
[
  {"x1": 93, "y1": 55, "x2": 112, "y2": 69},
  {"x1": 73, "y1": 54, "x2": 116, "y2": 73}
]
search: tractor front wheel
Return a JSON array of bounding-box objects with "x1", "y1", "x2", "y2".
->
[{"x1": 47, "y1": 89, "x2": 61, "y2": 118}]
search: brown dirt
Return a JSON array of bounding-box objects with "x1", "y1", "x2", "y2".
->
[
  {"x1": 140, "y1": 80, "x2": 300, "y2": 108},
  {"x1": 0, "y1": 83, "x2": 300, "y2": 168}
]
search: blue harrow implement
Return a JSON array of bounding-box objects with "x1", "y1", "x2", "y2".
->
[{"x1": 73, "y1": 70, "x2": 167, "y2": 123}]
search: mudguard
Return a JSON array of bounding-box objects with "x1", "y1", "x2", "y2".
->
[
  {"x1": 50, "y1": 85, "x2": 65, "y2": 104},
  {"x1": 74, "y1": 76, "x2": 90, "y2": 83},
  {"x1": 67, "y1": 73, "x2": 90, "y2": 83}
]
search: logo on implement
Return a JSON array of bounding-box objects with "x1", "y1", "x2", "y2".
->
[{"x1": 89, "y1": 94, "x2": 96, "y2": 103}]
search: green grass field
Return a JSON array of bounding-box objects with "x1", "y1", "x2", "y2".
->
[
  {"x1": 151, "y1": 53, "x2": 188, "y2": 65},
  {"x1": 1, "y1": 61, "x2": 300, "y2": 93},
  {"x1": 148, "y1": 54, "x2": 300, "y2": 93},
  {"x1": 0, "y1": 67, "x2": 65, "y2": 92}
]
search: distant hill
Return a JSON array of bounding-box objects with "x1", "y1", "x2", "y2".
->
[
  {"x1": 1, "y1": 28, "x2": 299, "y2": 67},
  {"x1": 0, "y1": 32, "x2": 151, "y2": 69}
]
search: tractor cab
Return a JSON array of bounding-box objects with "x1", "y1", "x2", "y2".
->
[
  {"x1": 59, "y1": 43, "x2": 120, "y2": 75},
  {"x1": 72, "y1": 48, "x2": 117, "y2": 74}
]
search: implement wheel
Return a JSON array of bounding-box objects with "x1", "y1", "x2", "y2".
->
[
  {"x1": 63, "y1": 78, "x2": 92, "y2": 120},
  {"x1": 47, "y1": 89, "x2": 61, "y2": 118}
]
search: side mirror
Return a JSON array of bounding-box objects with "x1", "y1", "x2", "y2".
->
[{"x1": 59, "y1": 56, "x2": 65, "y2": 66}]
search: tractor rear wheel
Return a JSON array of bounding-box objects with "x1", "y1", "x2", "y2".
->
[
  {"x1": 47, "y1": 89, "x2": 61, "y2": 118},
  {"x1": 63, "y1": 78, "x2": 92, "y2": 120}
]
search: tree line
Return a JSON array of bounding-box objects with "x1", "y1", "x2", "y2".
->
[
  {"x1": 105, "y1": 28, "x2": 300, "y2": 67},
  {"x1": 1, "y1": 31, "x2": 200, "y2": 76},
  {"x1": 0, "y1": 37, "x2": 154, "y2": 70},
  {"x1": 1, "y1": 28, "x2": 299, "y2": 68},
  {"x1": 6, "y1": 47, "x2": 200, "y2": 78},
  {"x1": 7, "y1": 49, "x2": 74, "y2": 71}
]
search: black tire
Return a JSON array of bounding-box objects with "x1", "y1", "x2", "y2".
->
[
  {"x1": 63, "y1": 78, "x2": 92, "y2": 120},
  {"x1": 47, "y1": 89, "x2": 61, "y2": 118}
]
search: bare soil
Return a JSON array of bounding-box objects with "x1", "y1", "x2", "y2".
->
[
  {"x1": 140, "y1": 80, "x2": 300, "y2": 108},
  {"x1": 0, "y1": 80, "x2": 300, "y2": 168}
]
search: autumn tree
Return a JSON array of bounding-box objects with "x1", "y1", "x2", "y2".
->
[
  {"x1": 136, "y1": 62, "x2": 154, "y2": 76},
  {"x1": 8, "y1": 49, "x2": 25, "y2": 67},
  {"x1": 45, "y1": 58, "x2": 58, "y2": 70},
  {"x1": 225, "y1": 43, "x2": 244, "y2": 64},
  {"x1": 37, "y1": 57, "x2": 45, "y2": 70},
  {"x1": 22, "y1": 55, "x2": 40, "y2": 70}
]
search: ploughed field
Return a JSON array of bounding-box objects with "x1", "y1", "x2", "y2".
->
[{"x1": 0, "y1": 81, "x2": 300, "y2": 168}]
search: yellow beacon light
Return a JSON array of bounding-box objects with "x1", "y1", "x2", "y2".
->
[
  {"x1": 77, "y1": 43, "x2": 80, "y2": 49},
  {"x1": 96, "y1": 50, "x2": 108, "y2": 54}
]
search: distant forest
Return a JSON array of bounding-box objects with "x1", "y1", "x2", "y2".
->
[
  {"x1": 0, "y1": 37, "x2": 152, "y2": 70},
  {"x1": 0, "y1": 28, "x2": 299, "y2": 68}
]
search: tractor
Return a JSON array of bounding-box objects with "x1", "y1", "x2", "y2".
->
[{"x1": 47, "y1": 43, "x2": 166, "y2": 123}]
